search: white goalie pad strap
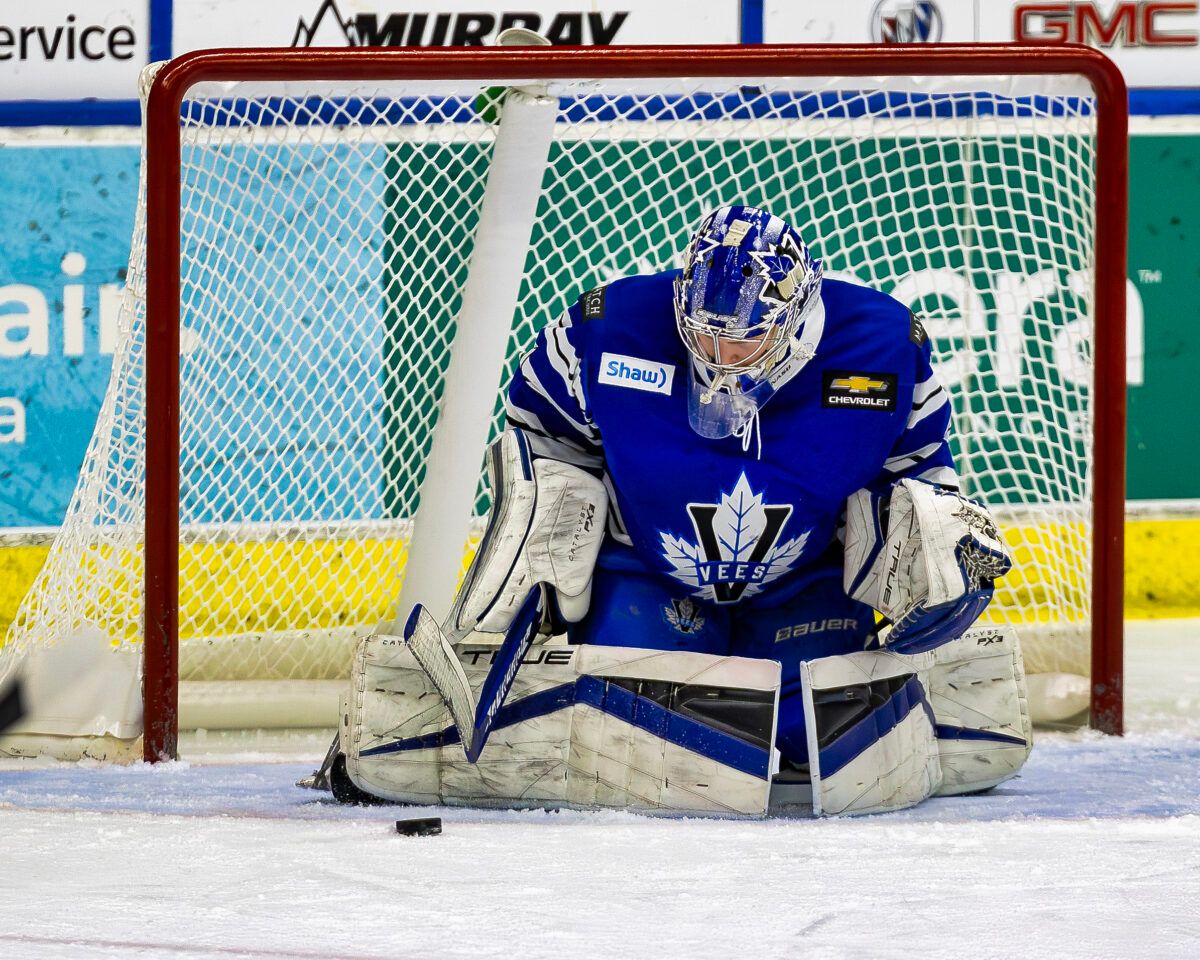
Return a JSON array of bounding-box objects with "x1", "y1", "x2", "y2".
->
[
  {"x1": 446, "y1": 428, "x2": 608, "y2": 639},
  {"x1": 344, "y1": 640, "x2": 781, "y2": 817},
  {"x1": 800, "y1": 648, "x2": 943, "y2": 817},
  {"x1": 926, "y1": 625, "x2": 1033, "y2": 796},
  {"x1": 843, "y1": 478, "x2": 1013, "y2": 652}
]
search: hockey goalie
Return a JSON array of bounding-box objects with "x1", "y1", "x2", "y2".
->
[{"x1": 337, "y1": 205, "x2": 1032, "y2": 817}]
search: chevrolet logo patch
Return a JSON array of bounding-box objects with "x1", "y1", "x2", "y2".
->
[
  {"x1": 822, "y1": 370, "x2": 897, "y2": 411},
  {"x1": 830, "y1": 375, "x2": 888, "y2": 393}
]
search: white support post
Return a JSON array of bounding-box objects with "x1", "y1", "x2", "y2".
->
[{"x1": 384, "y1": 88, "x2": 558, "y2": 633}]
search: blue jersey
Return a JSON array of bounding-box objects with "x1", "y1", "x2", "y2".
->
[{"x1": 505, "y1": 271, "x2": 956, "y2": 609}]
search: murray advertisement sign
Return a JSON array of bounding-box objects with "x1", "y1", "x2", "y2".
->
[{"x1": 171, "y1": 0, "x2": 739, "y2": 50}]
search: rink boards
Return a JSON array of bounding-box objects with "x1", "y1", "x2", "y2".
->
[{"x1": 2, "y1": 511, "x2": 1197, "y2": 682}]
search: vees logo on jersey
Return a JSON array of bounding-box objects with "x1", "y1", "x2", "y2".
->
[
  {"x1": 599, "y1": 353, "x2": 674, "y2": 395},
  {"x1": 664, "y1": 598, "x2": 706, "y2": 635},
  {"x1": 660, "y1": 473, "x2": 810, "y2": 604},
  {"x1": 822, "y1": 370, "x2": 898, "y2": 411}
]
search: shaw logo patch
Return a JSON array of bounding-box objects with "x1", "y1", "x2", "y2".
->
[
  {"x1": 822, "y1": 370, "x2": 897, "y2": 411},
  {"x1": 599, "y1": 353, "x2": 674, "y2": 395}
]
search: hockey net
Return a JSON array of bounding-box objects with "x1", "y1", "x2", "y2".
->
[{"x1": 0, "y1": 47, "x2": 1126, "y2": 760}]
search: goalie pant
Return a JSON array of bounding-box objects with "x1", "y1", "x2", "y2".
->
[{"x1": 570, "y1": 541, "x2": 873, "y2": 768}]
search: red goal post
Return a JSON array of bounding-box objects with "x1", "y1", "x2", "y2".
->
[{"x1": 12, "y1": 44, "x2": 1130, "y2": 762}]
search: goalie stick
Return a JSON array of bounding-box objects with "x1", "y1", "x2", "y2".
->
[
  {"x1": 298, "y1": 590, "x2": 543, "y2": 790},
  {"x1": 403, "y1": 585, "x2": 544, "y2": 763}
]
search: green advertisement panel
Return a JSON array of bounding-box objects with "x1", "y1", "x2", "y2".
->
[{"x1": 1127, "y1": 136, "x2": 1200, "y2": 501}]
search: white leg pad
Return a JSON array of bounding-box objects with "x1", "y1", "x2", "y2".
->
[
  {"x1": 342, "y1": 636, "x2": 443, "y2": 805},
  {"x1": 801, "y1": 649, "x2": 943, "y2": 817},
  {"x1": 343, "y1": 638, "x2": 780, "y2": 817},
  {"x1": 799, "y1": 624, "x2": 1033, "y2": 815},
  {"x1": 927, "y1": 625, "x2": 1033, "y2": 796}
]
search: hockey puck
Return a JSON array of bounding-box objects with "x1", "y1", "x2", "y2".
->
[{"x1": 395, "y1": 817, "x2": 442, "y2": 837}]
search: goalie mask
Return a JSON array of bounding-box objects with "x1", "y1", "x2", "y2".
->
[{"x1": 674, "y1": 205, "x2": 824, "y2": 439}]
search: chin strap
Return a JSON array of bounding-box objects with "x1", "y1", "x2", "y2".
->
[{"x1": 731, "y1": 407, "x2": 762, "y2": 459}]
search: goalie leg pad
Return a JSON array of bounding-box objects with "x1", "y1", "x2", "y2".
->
[
  {"x1": 343, "y1": 640, "x2": 781, "y2": 817},
  {"x1": 796, "y1": 624, "x2": 1033, "y2": 815},
  {"x1": 801, "y1": 648, "x2": 943, "y2": 817},
  {"x1": 341, "y1": 634, "x2": 446, "y2": 806},
  {"x1": 446, "y1": 428, "x2": 608, "y2": 640},
  {"x1": 927, "y1": 624, "x2": 1033, "y2": 796}
]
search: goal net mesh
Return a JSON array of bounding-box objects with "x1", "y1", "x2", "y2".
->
[{"x1": 2, "y1": 71, "x2": 1098, "y2": 708}]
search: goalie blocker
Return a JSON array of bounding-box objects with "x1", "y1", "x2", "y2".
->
[
  {"x1": 401, "y1": 427, "x2": 610, "y2": 762},
  {"x1": 441, "y1": 427, "x2": 608, "y2": 641}
]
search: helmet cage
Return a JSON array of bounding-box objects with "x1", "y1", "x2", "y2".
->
[
  {"x1": 674, "y1": 210, "x2": 823, "y2": 380},
  {"x1": 677, "y1": 300, "x2": 800, "y2": 375}
]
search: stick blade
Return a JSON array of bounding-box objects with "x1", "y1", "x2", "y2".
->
[
  {"x1": 403, "y1": 603, "x2": 477, "y2": 754},
  {"x1": 466, "y1": 587, "x2": 544, "y2": 763}
]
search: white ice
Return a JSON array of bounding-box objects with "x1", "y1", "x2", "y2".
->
[{"x1": 1, "y1": 620, "x2": 1198, "y2": 960}]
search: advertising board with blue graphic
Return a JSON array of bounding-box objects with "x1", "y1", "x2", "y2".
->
[{"x1": 0, "y1": 143, "x2": 140, "y2": 526}]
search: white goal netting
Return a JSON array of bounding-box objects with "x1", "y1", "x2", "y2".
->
[{"x1": 2, "y1": 68, "x2": 1103, "y2": 736}]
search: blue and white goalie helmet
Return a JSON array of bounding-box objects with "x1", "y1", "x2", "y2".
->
[{"x1": 674, "y1": 205, "x2": 823, "y2": 439}]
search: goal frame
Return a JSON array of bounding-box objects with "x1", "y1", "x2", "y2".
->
[{"x1": 142, "y1": 43, "x2": 1129, "y2": 761}]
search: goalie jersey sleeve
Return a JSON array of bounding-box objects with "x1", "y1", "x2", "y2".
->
[
  {"x1": 505, "y1": 294, "x2": 640, "y2": 545},
  {"x1": 871, "y1": 317, "x2": 958, "y2": 491},
  {"x1": 504, "y1": 305, "x2": 601, "y2": 468}
]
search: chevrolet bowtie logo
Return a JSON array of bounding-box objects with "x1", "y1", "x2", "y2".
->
[{"x1": 831, "y1": 376, "x2": 888, "y2": 393}]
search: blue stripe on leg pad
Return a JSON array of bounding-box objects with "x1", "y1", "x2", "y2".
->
[
  {"x1": 363, "y1": 674, "x2": 771, "y2": 779},
  {"x1": 575, "y1": 675, "x2": 770, "y2": 779},
  {"x1": 935, "y1": 724, "x2": 1027, "y2": 747},
  {"x1": 818, "y1": 675, "x2": 933, "y2": 778}
]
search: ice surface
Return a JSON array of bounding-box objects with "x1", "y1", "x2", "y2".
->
[{"x1": 1, "y1": 620, "x2": 1197, "y2": 960}]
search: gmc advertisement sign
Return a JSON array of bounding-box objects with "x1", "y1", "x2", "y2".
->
[{"x1": 1015, "y1": 1, "x2": 1199, "y2": 46}]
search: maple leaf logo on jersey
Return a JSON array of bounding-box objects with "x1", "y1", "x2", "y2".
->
[
  {"x1": 659, "y1": 473, "x2": 810, "y2": 604},
  {"x1": 664, "y1": 598, "x2": 706, "y2": 635}
]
